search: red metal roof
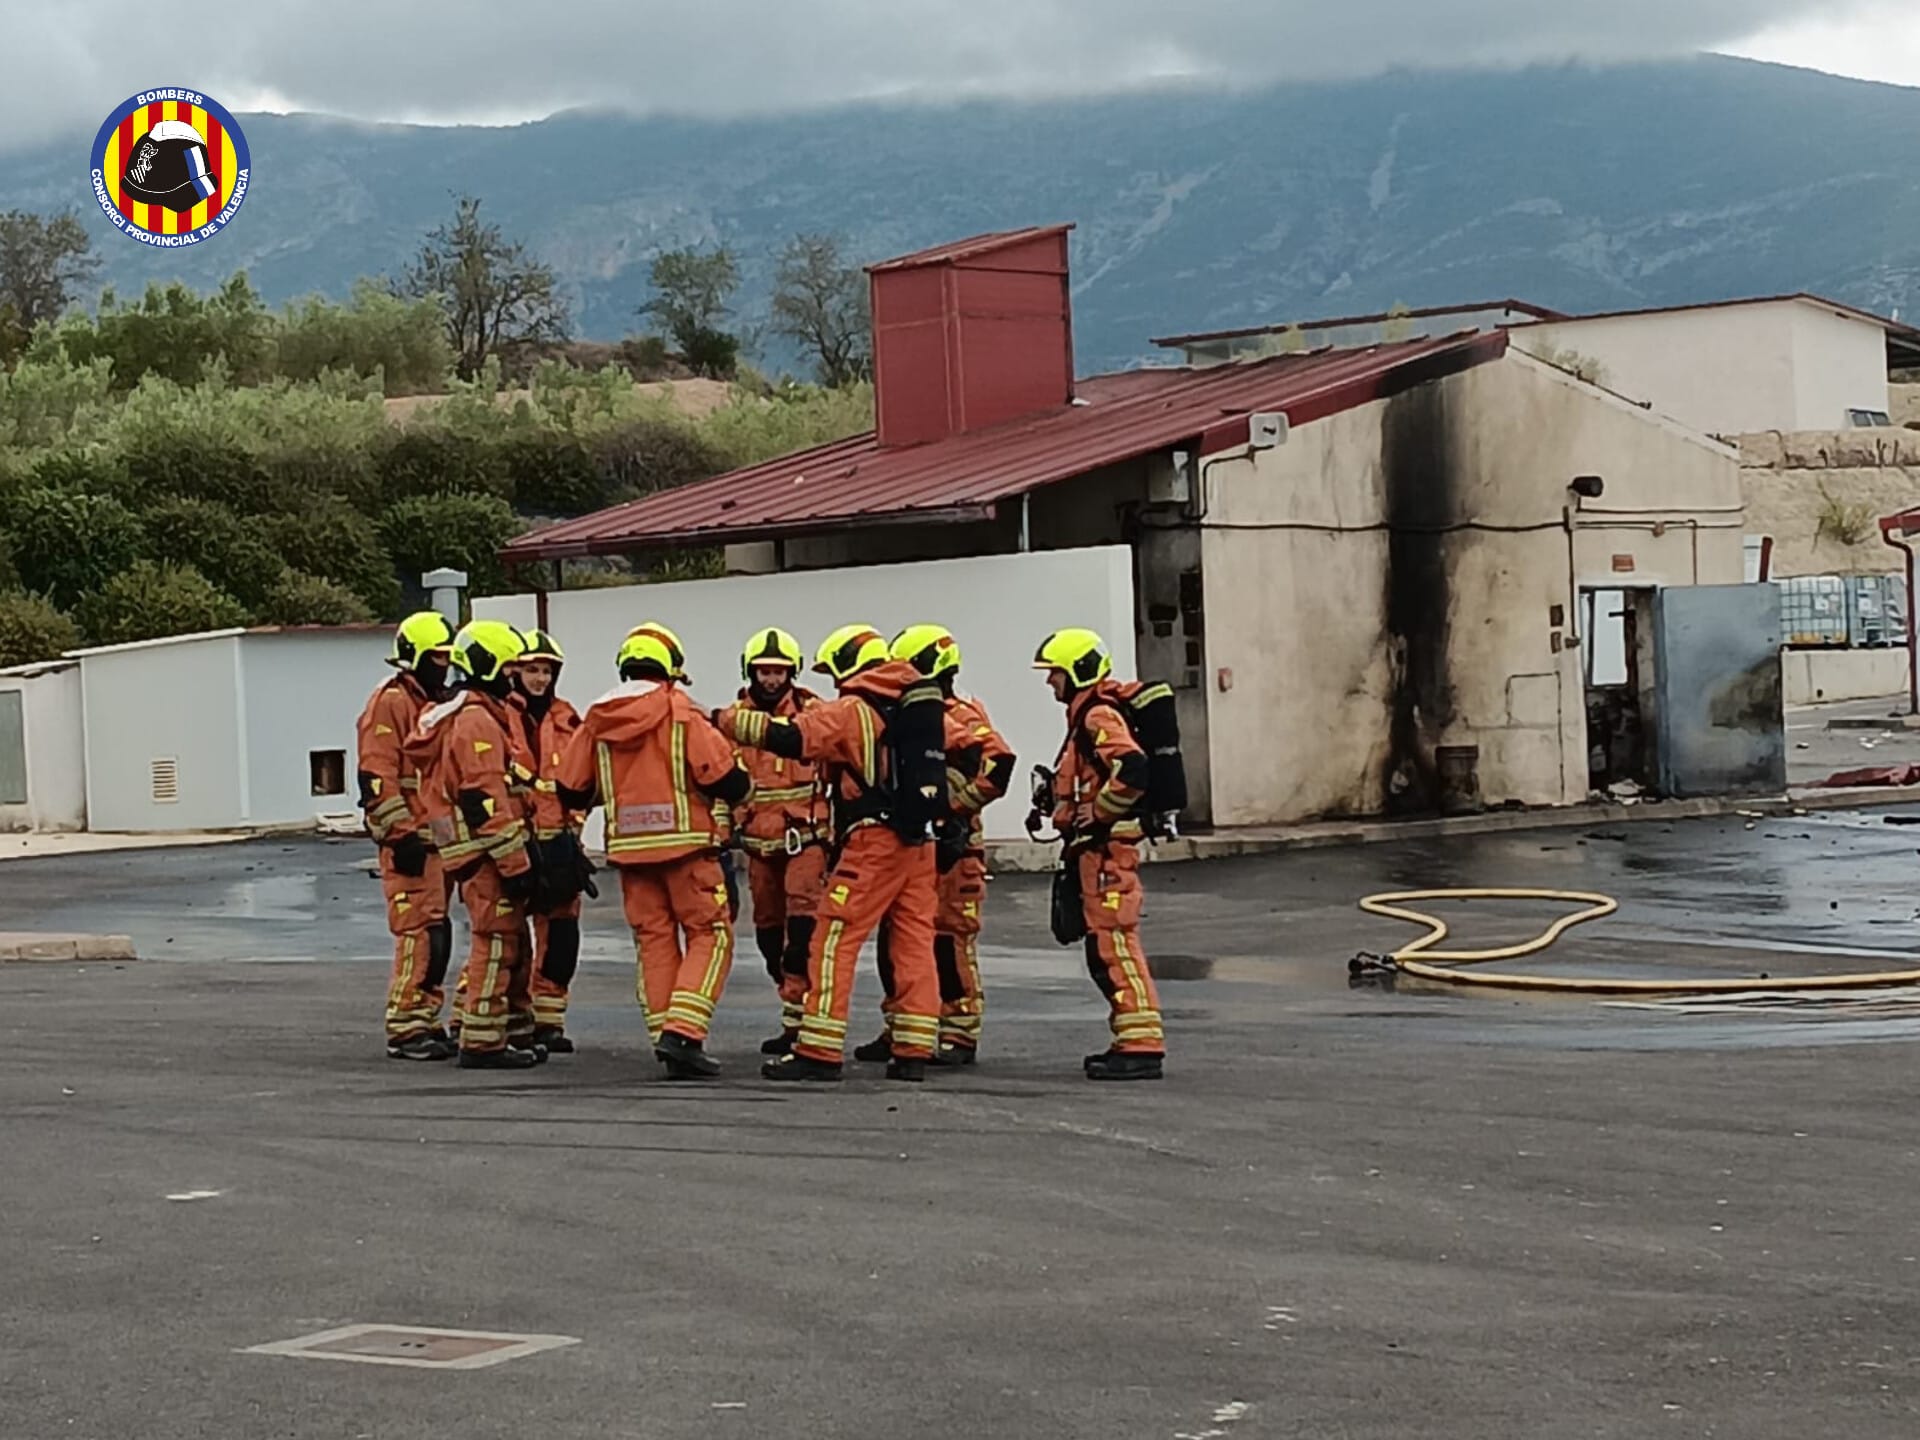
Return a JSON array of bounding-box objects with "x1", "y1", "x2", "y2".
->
[
  {"x1": 502, "y1": 331, "x2": 1508, "y2": 562},
  {"x1": 1153, "y1": 299, "x2": 1563, "y2": 349},
  {"x1": 867, "y1": 225, "x2": 1074, "y2": 274}
]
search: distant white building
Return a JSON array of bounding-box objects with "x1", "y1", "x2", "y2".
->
[
  {"x1": 0, "y1": 660, "x2": 86, "y2": 833},
  {"x1": 1157, "y1": 293, "x2": 1920, "y2": 438}
]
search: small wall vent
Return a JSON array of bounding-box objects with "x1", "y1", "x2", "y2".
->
[{"x1": 151, "y1": 757, "x2": 180, "y2": 804}]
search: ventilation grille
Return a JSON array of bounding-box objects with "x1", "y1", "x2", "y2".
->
[{"x1": 150, "y1": 757, "x2": 180, "y2": 804}]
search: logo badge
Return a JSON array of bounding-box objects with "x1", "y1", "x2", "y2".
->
[{"x1": 90, "y1": 89, "x2": 250, "y2": 248}]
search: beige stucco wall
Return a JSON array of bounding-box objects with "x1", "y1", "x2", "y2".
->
[
  {"x1": 1890, "y1": 383, "x2": 1920, "y2": 428},
  {"x1": 1512, "y1": 300, "x2": 1889, "y2": 437},
  {"x1": 1200, "y1": 349, "x2": 1743, "y2": 828},
  {"x1": 1737, "y1": 429, "x2": 1920, "y2": 578}
]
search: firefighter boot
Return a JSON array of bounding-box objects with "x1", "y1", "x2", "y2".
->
[
  {"x1": 458, "y1": 1046, "x2": 542, "y2": 1071},
  {"x1": 656, "y1": 1031, "x2": 721, "y2": 1080},
  {"x1": 930, "y1": 1044, "x2": 977, "y2": 1068},
  {"x1": 387, "y1": 1033, "x2": 453, "y2": 1062},
  {"x1": 851, "y1": 1031, "x2": 894, "y2": 1064},
  {"x1": 885, "y1": 1057, "x2": 927, "y2": 1083},
  {"x1": 760, "y1": 1029, "x2": 797, "y2": 1056},
  {"x1": 761, "y1": 1053, "x2": 843, "y2": 1082},
  {"x1": 1085, "y1": 1051, "x2": 1164, "y2": 1082},
  {"x1": 532, "y1": 1025, "x2": 576, "y2": 1055}
]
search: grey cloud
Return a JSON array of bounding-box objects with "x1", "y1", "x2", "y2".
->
[{"x1": 0, "y1": 0, "x2": 1876, "y2": 149}]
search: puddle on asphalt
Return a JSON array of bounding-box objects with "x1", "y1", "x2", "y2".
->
[{"x1": 1148, "y1": 953, "x2": 1214, "y2": 981}]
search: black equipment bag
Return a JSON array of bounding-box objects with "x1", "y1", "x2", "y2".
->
[{"x1": 1049, "y1": 860, "x2": 1087, "y2": 946}]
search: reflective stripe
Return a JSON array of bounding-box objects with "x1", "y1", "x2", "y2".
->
[
  {"x1": 698, "y1": 917, "x2": 731, "y2": 1002},
  {"x1": 856, "y1": 703, "x2": 876, "y2": 787},
  {"x1": 597, "y1": 741, "x2": 617, "y2": 838},
  {"x1": 606, "y1": 831, "x2": 712, "y2": 855},
  {"x1": 670, "y1": 721, "x2": 689, "y2": 834},
  {"x1": 815, "y1": 918, "x2": 846, "y2": 1018},
  {"x1": 754, "y1": 785, "x2": 815, "y2": 804}
]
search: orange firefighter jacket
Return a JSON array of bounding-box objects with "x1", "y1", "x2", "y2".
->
[
  {"x1": 1050, "y1": 681, "x2": 1148, "y2": 842},
  {"x1": 513, "y1": 693, "x2": 585, "y2": 840},
  {"x1": 404, "y1": 689, "x2": 533, "y2": 876},
  {"x1": 556, "y1": 679, "x2": 751, "y2": 866},
  {"x1": 355, "y1": 672, "x2": 436, "y2": 844},
  {"x1": 723, "y1": 661, "x2": 922, "y2": 840},
  {"x1": 944, "y1": 693, "x2": 1015, "y2": 847},
  {"x1": 716, "y1": 683, "x2": 827, "y2": 856}
]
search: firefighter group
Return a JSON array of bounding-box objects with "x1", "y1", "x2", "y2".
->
[{"x1": 356, "y1": 613, "x2": 1169, "y2": 1085}]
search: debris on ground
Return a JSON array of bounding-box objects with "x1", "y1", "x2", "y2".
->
[{"x1": 1814, "y1": 763, "x2": 1920, "y2": 788}]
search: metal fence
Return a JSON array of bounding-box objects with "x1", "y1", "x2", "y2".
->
[{"x1": 1776, "y1": 573, "x2": 1909, "y2": 648}]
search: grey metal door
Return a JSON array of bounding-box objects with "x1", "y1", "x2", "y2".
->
[
  {"x1": 1652, "y1": 584, "x2": 1785, "y2": 798},
  {"x1": 0, "y1": 691, "x2": 25, "y2": 805}
]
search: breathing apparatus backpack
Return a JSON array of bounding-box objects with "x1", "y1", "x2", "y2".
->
[
  {"x1": 833, "y1": 679, "x2": 951, "y2": 846},
  {"x1": 1076, "y1": 680, "x2": 1188, "y2": 838}
]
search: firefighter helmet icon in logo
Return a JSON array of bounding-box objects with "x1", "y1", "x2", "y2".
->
[{"x1": 90, "y1": 89, "x2": 251, "y2": 248}]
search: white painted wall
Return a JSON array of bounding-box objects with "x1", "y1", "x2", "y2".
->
[
  {"x1": 1513, "y1": 299, "x2": 1889, "y2": 437},
  {"x1": 1198, "y1": 348, "x2": 1745, "y2": 828},
  {"x1": 80, "y1": 632, "x2": 245, "y2": 832},
  {"x1": 477, "y1": 547, "x2": 1137, "y2": 839},
  {"x1": 1782, "y1": 647, "x2": 1908, "y2": 706},
  {"x1": 242, "y1": 631, "x2": 394, "y2": 825},
  {"x1": 1789, "y1": 302, "x2": 1894, "y2": 431},
  {"x1": 0, "y1": 663, "x2": 86, "y2": 832}
]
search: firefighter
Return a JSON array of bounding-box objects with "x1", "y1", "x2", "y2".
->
[
  {"x1": 719, "y1": 624, "x2": 946, "y2": 1084},
  {"x1": 556, "y1": 631, "x2": 751, "y2": 1079},
  {"x1": 881, "y1": 623, "x2": 1014, "y2": 1066},
  {"x1": 1033, "y1": 628, "x2": 1166, "y2": 1081},
  {"x1": 357, "y1": 611, "x2": 458, "y2": 1061},
  {"x1": 626, "y1": 620, "x2": 690, "y2": 683},
  {"x1": 511, "y1": 628, "x2": 586, "y2": 1054},
  {"x1": 409, "y1": 620, "x2": 545, "y2": 1071},
  {"x1": 715, "y1": 627, "x2": 829, "y2": 1056}
]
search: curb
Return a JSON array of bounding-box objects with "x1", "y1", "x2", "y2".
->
[
  {"x1": 0, "y1": 932, "x2": 138, "y2": 962},
  {"x1": 983, "y1": 786, "x2": 1920, "y2": 873}
]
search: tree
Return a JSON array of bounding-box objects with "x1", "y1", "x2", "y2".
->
[
  {"x1": 640, "y1": 247, "x2": 739, "y2": 376},
  {"x1": 0, "y1": 590, "x2": 80, "y2": 667},
  {"x1": 0, "y1": 210, "x2": 100, "y2": 332},
  {"x1": 140, "y1": 497, "x2": 287, "y2": 610},
  {"x1": 378, "y1": 493, "x2": 521, "y2": 595},
  {"x1": 399, "y1": 195, "x2": 568, "y2": 380},
  {"x1": 3, "y1": 488, "x2": 145, "y2": 607},
  {"x1": 770, "y1": 234, "x2": 871, "y2": 386},
  {"x1": 75, "y1": 561, "x2": 248, "y2": 646}
]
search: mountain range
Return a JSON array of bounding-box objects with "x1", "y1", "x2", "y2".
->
[{"x1": 3, "y1": 55, "x2": 1919, "y2": 374}]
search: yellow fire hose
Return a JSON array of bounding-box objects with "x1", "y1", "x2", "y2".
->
[{"x1": 1354, "y1": 887, "x2": 1920, "y2": 994}]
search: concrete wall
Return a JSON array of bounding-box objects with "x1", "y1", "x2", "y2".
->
[
  {"x1": 1782, "y1": 647, "x2": 1909, "y2": 706},
  {"x1": 478, "y1": 547, "x2": 1138, "y2": 840},
  {"x1": 1513, "y1": 300, "x2": 1888, "y2": 437},
  {"x1": 242, "y1": 632, "x2": 394, "y2": 825},
  {"x1": 1736, "y1": 428, "x2": 1920, "y2": 579},
  {"x1": 0, "y1": 663, "x2": 85, "y2": 832},
  {"x1": 81, "y1": 633, "x2": 245, "y2": 832},
  {"x1": 1196, "y1": 349, "x2": 1744, "y2": 828}
]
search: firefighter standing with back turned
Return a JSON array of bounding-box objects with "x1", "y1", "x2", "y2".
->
[
  {"x1": 856, "y1": 624, "x2": 1014, "y2": 1066},
  {"x1": 715, "y1": 628, "x2": 829, "y2": 1056},
  {"x1": 357, "y1": 611, "x2": 459, "y2": 1061},
  {"x1": 408, "y1": 620, "x2": 547, "y2": 1071},
  {"x1": 511, "y1": 628, "x2": 587, "y2": 1055},
  {"x1": 556, "y1": 631, "x2": 752, "y2": 1079},
  {"x1": 719, "y1": 624, "x2": 949, "y2": 1083},
  {"x1": 1033, "y1": 628, "x2": 1167, "y2": 1081}
]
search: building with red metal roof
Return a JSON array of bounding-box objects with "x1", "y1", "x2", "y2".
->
[{"x1": 493, "y1": 227, "x2": 1770, "y2": 831}]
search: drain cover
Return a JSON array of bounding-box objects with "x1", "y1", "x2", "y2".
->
[{"x1": 243, "y1": 1323, "x2": 578, "y2": 1370}]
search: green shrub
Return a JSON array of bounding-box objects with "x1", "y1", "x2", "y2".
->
[
  {"x1": 255, "y1": 570, "x2": 376, "y2": 626},
  {"x1": 500, "y1": 431, "x2": 604, "y2": 515},
  {"x1": 0, "y1": 590, "x2": 80, "y2": 666},
  {"x1": 74, "y1": 561, "x2": 248, "y2": 646},
  {"x1": 259, "y1": 501, "x2": 402, "y2": 618},
  {"x1": 379, "y1": 492, "x2": 521, "y2": 595},
  {"x1": 3, "y1": 488, "x2": 145, "y2": 607},
  {"x1": 377, "y1": 426, "x2": 512, "y2": 501},
  {"x1": 589, "y1": 417, "x2": 728, "y2": 502},
  {"x1": 140, "y1": 497, "x2": 288, "y2": 610}
]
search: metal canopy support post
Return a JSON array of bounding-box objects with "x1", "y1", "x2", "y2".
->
[
  {"x1": 1019, "y1": 492, "x2": 1032, "y2": 553},
  {"x1": 1879, "y1": 509, "x2": 1920, "y2": 716}
]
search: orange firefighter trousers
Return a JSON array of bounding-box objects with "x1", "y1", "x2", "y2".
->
[
  {"x1": 798, "y1": 827, "x2": 940, "y2": 1063},
  {"x1": 528, "y1": 895, "x2": 584, "y2": 1032},
  {"x1": 455, "y1": 861, "x2": 534, "y2": 1052},
  {"x1": 619, "y1": 855, "x2": 734, "y2": 1046},
  {"x1": 382, "y1": 849, "x2": 452, "y2": 1040},
  {"x1": 936, "y1": 853, "x2": 988, "y2": 1050},
  {"x1": 1078, "y1": 841, "x2": 1164, "y2": 1054},
  {"x1": 748, "y1": 846, "x2": 828, "y2": 1034}
]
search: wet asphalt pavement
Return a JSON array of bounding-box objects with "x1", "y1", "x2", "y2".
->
[{"x1": 2, "y1": 810, "x2": 1918, "y2": 1438}]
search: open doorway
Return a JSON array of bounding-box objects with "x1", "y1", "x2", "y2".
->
[{"x1": 1582, "y1": 586, "x2": 1657, "y2": 792}]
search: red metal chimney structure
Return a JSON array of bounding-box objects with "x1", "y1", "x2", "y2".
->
[{"x1": 866, "y1": 225, "x2": 1076, "y2": 450}]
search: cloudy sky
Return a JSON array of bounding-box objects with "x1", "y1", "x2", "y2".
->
[{"x1": 4, "y1": 0, "x2": 1916, "y2": 146}]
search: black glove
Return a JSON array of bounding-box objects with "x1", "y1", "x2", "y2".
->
[
  {"x1": 935, "y1": 818, "x2": 970, "y2": 874},
  {"x1": 502, "y1": 864, "x2": 538, "y2": 905},
  {"x1": 389, "y1": 831, "x2": 429, "y2": 878}
]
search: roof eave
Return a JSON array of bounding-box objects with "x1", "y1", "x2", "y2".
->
[{"x1": 503, "y1": 501, "x2": 1001, "y2": 565}]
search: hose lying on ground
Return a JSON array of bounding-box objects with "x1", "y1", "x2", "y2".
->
[{"x1": 1353, "y1": 887, "x2": 1920, "y2": 995}]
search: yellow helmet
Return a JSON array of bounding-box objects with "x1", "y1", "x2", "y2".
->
[
  {"x1": 891, "y1": 623, "x2": 961, "y2": 680},
  {"x1": 519, "y1": 628, "x2": 565, "y2": 664},
  {"x1": 450, "y1": 620, "x2": 527, "y2": 684},
  {"x1": 1033, "y1": 627, "x2": 1112, "y2": 689},
  {"x1": 627, "y1": 621, "x2": 687, "y2": 682},
  {"x1": 616, "y1": 630, "x2": 678, "y2": 680},
  {"x1": 389, "y1": 610, "x2": 455, "y2": 671},
  {"x1": 814, "y1": 623, "x2": 889, "y2": 683},
  {"x1": 741, "y1": 626, "x2": 803, "y2": 679}
]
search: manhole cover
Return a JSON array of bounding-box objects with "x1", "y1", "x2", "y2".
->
[{"x1": 243, "y1": 1324, "x2": 579, "y2": 1370}]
